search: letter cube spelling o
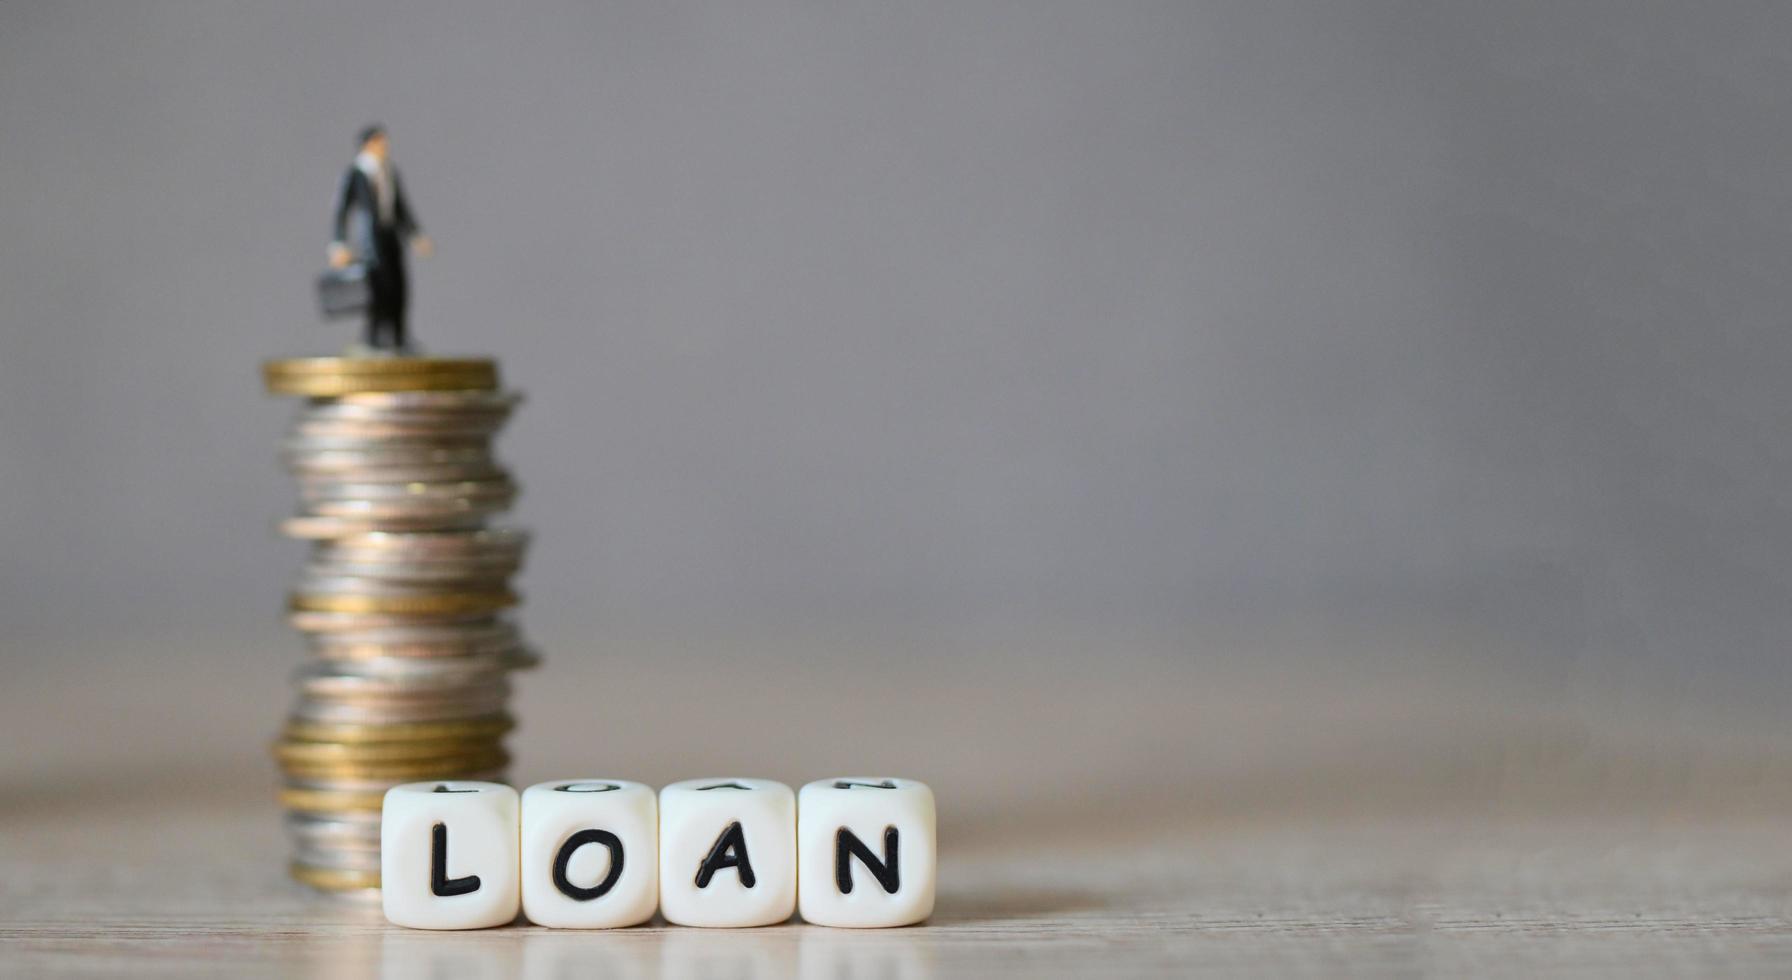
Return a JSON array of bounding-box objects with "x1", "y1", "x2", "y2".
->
[{"x1": 520, "y1": 779, "x2": 659, "y2": 928}]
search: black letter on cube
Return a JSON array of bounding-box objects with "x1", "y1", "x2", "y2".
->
[
  {"x1": 552, "y1": 829, "x2": 625, "y2": 901},
  {"x1": 836, "y1": 827, "x2": 900, "y2": 894},
  {"x1": 695, "y1": 821, "x2": 756, "y2": 888},
  {"x1": 430, "y1": 822, "x2": 482, "y2": 897}
]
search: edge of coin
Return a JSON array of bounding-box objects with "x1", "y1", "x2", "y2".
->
[
  {"x1": 263, "y1": 357, "x2": 498, "y2": 393},
  {"x1": 289, "y1": 861, "x2": 382, "y2": 892},
  {"x1": 281, "y1": 715, "x2": 515, "y2": 744},
  {"x1": 265, "y1": 356, "x2": 496, "y2": 375},
  {"x1": 288, "y1": 591, "x2": 519, "y2": 615},
  {"x1": 261, "y1": 361, "x2": 498, "y2": 397}
]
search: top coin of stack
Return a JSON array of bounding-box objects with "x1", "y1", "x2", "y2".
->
[
  {"x1": 262, "y1": 356, "x2": 537, "y2": 898},
  {"x1": 263, "y1": 356, "x2": 499, "y2": 396}
]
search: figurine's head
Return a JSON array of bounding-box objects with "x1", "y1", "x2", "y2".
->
[{"x1": 357, "y1": 124, "x2": 389, "y2": 162}]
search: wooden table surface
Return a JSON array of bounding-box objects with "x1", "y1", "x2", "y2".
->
[{"x1": 5, "y1": 622, "x2": 1791, "y2": 976}]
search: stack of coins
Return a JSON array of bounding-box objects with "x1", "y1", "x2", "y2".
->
[{"x1": 262, "y1": 357, "x2": 537, "y2": 897}]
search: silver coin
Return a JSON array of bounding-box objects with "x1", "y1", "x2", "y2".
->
[
  {"x1": 284, "y1": 440, "x2": 497, "y2": 461},
  {"x1": 301, "y1": 398, "x2": 513, "y2": 418},
  {"x1": 292, "y1": 673, "x2": 510, "y2": 698},
  {"x1": 298, "y1": 478, "x2": 517, "y2": 503},
  {"x1": 291, "y1": 831, "x2": 382, "y2": 853},
  {"x1": 307, "y1": 634, "x2": 533, "y2": 661},
  {"x1": 294, "y1": 503, "x2": 510, "y2": 525},
  {"x1": 293, "y1": 686, "x2": 512, "y2": 711},
  {"x1": 295, "y1": 671, "x2": 511, "y2": 700},
  {"x1": 302, "y1": 562, "x2": 519, "y2": 586},
  {"x1": 299, "y1": 652, "x2": 530, "y2": 682},
  {"x1": 308, "y1": 551, "x2": 524, "y2": 569},
  {"x1": 371, "y1": 647, "x2": 533, "y2": 673},
  {"x1": 296, "y1": 459, "x2": 507, "y2": 483},
  {"x1": 324, "y1": 389, "x2": 520, "y2": 409},
  {"x1": 306, "y1": 542, "x2": 522, "y2": 564},
  {"x1": 286, "y1": 822, "x2": 381, "y2": 851},
  {"x1": 296, "y1": 676, "x2": 515, "y2": 699},
  {"x1": 299, "y1": 402, "x2": 514, "y2": 424},
  {"x1": 307, "y1": 551, "x2": 522, "y2": 570},
  {"x1": 291, "y1": 696, "x2": 513, "y2": 724},
  {"x1": 293, "y1": 423, "x2": 506, "y2": 444},
  {"x1": 285, "y1": 835, "x2": 379, "y2": 861},
  {"x1": 302, "y1": 493, "x2": 515, "y2": 520},
  {"x1": 305, "y1": 619, "x2": 522, "y2": 654},
  {"x1": 301, "y1": 398, "x2": 513, "y2": 416},
  {"x1": 294, "y1": 680, "x2": 512, "y2": 702},
  {"x1": 283, "y1": 768, "x2": 509, "y2": 794},
  {"x1": 288, "y1": 608, "x2": 502, "y2": 632},
  {"x1": 285, "y1": 445, "x2": 497, "y2": 472},
  {"x1": 317, "y1": 528, "x2": 528, "y2": 558},
  {"x1": 298, "y1": 572, "x2": 515, "y2": 595},
  {"x1": 311, "y1": 644, "x2": 540, "y2": 670},
  {"x1": 289, "y1": 462, "x2": 507, "y2": 483},
  {"x1": 280, "y1": 514, "x2": 492, "y2": 540},
  {"x1": 284, "y1": 431, "x2": 491, "y2": 452},
  {"x1": 304, "y1": 616, "x2": 516, "y2": 639},
  {"x1": 297, "y1": 411, "x2": 509, "y2": 427},
  {"x1": 286, "y1": 811, "x2": 381, "y2": 834},
  {"x1": 291, "y1": 844, "x2": 384, "y2": 871},
  {"x1": 291, "y1": 399, "x2": 506, "y2": 423},
  {"x1": 308, "y1": 537, "x2": 526, "y2": 576},
  {"x1": 292, "y1": 572, "x2": 512, "y2": 595}
]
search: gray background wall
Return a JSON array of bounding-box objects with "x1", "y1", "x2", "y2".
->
[{"x1": 1, "y1": 2, "x2": 1786, "y2": 701}]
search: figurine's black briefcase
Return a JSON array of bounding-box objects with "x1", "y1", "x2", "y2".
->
[{"x1": 316, "y1": 265, "x2": 370, "y2": 319}]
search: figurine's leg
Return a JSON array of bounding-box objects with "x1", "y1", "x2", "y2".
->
[
  {"x1": 390, "y1": 263, "x2": 410, "y2": 353},
  {"x1": 365, "y1": 262, "x2": 400, "y2": 350}
]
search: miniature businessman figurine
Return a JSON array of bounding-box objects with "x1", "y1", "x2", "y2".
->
[{"x1": 328, "y1": 125, "x2": 433, "y2": 352}]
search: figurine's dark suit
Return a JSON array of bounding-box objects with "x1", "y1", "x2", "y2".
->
[{"x1": 332, "y1": 164, "x2": 420, "y2": 351}]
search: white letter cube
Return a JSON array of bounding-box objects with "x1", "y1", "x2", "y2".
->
[
  {"x1": 797, "y1": 777, "x2": 935, "y2": 927},
  {"x1": 520, "y1": 779, "x2": 658, "y2": 928},
  {"x1": 381, "y1": 781, "x2": 520, "y2": 930},
  {"x1": 658, "y1": 778, "x2": 796, "y2": 927}
]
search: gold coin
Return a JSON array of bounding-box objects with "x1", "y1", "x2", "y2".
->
[
  {"x1": 282, "y1": 715, "x2": 515, "y2": 744},
  {"x1": 279, "y1": 786, "x2": 387, "y2": 813},
  {"x1": 273, "y1": 737, "x2": 505, "y2": 765},
  {"x1": 288, "y1": 591, "x2": 518, "y2": 615},
  {"x1": 289, "y1": 861, "x2": 381, "y2": 892},
  {"x1": 263, "y1": 357, "x2": 498, "y2": 396},
  {"x1": 267, "y1": 356, "x2": 497, "y2": 376},
  {"x1": 279, "y1": 748, "x2": 510, "y2": 781},
  {"x1": 279, "y1": 743, "x2": 508, "y2": 772},
  {"x1": 267, "y1": 372, "x2": 498, "y2": 397}
]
